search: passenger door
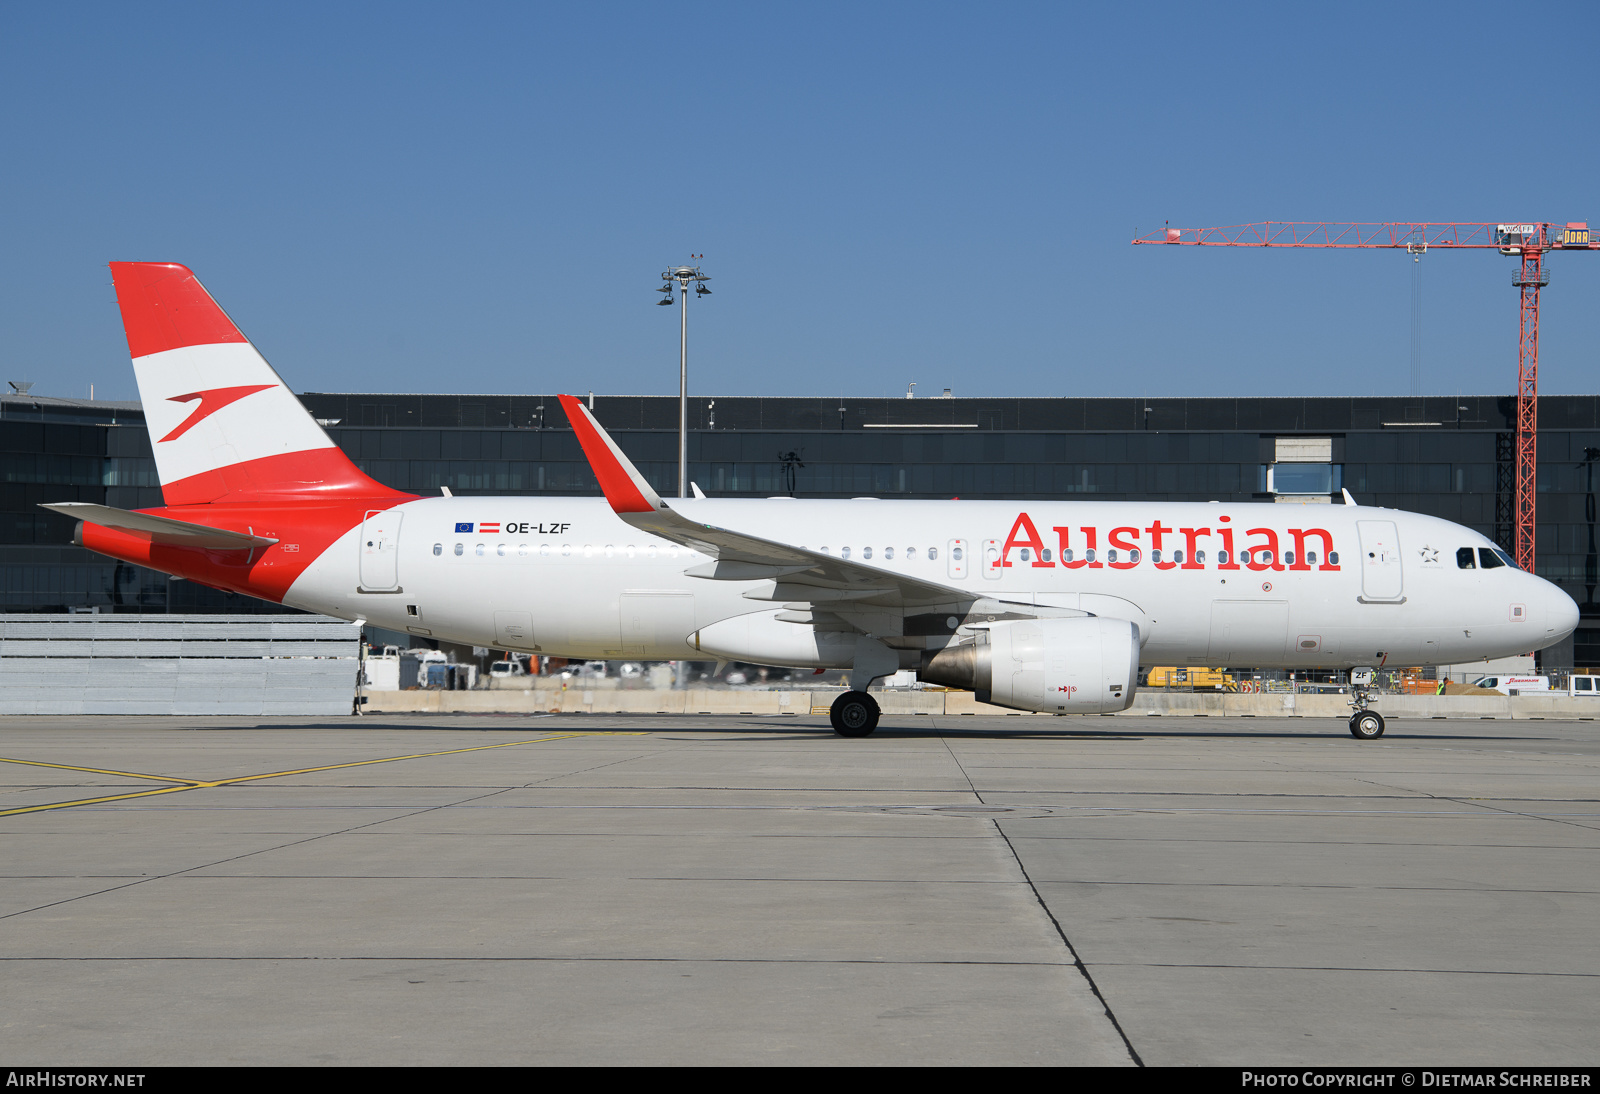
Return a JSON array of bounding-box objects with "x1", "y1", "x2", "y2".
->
[
  {"x1": 359, "y1": 509, "x2": 403, "y2": 591},
  {"x1": 1357, "y1": 520, "x2": 1404, "y2": 601}
]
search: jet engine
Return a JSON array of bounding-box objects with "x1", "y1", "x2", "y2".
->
[{"x1": 919, "y1": 617, "x2": 1139, "y2": 714}]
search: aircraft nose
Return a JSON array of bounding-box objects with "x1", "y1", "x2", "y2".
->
[{"x1": 1546, "y1": 583, "x2": 1580, "y2": 643}]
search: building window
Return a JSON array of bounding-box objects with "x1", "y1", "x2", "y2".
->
[{"x1": 1267, "y1": 463, "x2": 1337, "y2": 495}]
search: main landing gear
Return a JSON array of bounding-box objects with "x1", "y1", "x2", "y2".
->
[{"x1": 830, "y1": 691, "x2": 880, "y2": 737}]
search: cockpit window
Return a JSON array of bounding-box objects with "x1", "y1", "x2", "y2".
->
[
  {"x1": 1492, "y1": 548, "x2": 1519, "y2": 569},
  {"x1": 1478, "y1": 547, "x2": 1504, "y2": 569},
  {"x1": 1457, "y1": 547, "x2": 1476, "y2": 569}
]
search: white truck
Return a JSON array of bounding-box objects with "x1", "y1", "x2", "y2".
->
[{"x1": 1567, "y1": 674, "x2": 1600, "y2": 697}]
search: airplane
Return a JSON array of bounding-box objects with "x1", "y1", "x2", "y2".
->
[{"x1": 45, "y1": 262, "x2": 1580, "y2": 740}]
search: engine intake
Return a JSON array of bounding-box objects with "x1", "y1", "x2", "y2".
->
[{"x1": 920, "y1": 617, "x2": 1139, "y2": 714}]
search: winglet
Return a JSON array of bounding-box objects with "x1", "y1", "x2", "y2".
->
[{"x1": 557, "y1": 395, "x2": 664, "y2": 514}]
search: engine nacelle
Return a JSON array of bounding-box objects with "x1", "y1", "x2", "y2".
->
[{"x1": 920, "y1": 617, "x2": 1139, "y2": 714}]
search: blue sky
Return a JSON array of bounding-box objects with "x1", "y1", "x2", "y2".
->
[{"x1": 1, "y1": 1, "x2": 1596, "y2": 403}]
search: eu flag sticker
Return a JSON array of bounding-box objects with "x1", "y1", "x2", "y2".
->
[{"x1": 454, "y1": 522, "x2": 473, "y2": 533}]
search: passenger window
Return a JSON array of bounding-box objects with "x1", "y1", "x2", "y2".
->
[
  {"x1": 1240, "y1": 551, "x2": 1250, "y2": 565},
  {"x1": 1173, "y1": 549, "x2": 1183, "y2": 564},
  {"x1": 1129, "y1": 549, "x2": 1140, "y2": 564},
  {"x1": 950, "y1": 547, "x2": 960, "y2": 561},
  {"x1": 884, "y1": 547, "x2": 894, "y2": 559},
  {"x1": 454, "y1": 543, "x2": 464, "y2": 556},
  {"x1": 862, "y1": 547, "x2": 873, "y2": 559},
  {"x1": 1019, "y1": 548, "x2": 1031, "y2": 562},
  {"x1": 841, "y1": 547, "x2": 852, "y2": 559},
  {"x1": 1195, "y1": 550, "x2": 1205, "y2": 564},
  {"x1": 1479, "y1": 548, "x2": 1505, "y2": 569},
  {"x1": 1152, "y1": 549, "x2": 1162, "y2": 564},
  {"x1": 497, "y1": 544, "x2": 506, "y2": 556},
  {"x1": 1284, "y1": 551, "x2": 1294, "y2": 566},
  {"x1": 1577, "y1": 678, "x2": 1593, "y2": 692},
  {"x1": 1457, "y1": 547, "x2": 1476, "y2": 569},
  {"x1": 1062, "y1": 549, "x2": 1074, "y2": 562},
  {"x1": 1328, "y1": 552, "x2": 1339, "y2": 565},
  {"x1": 1218, "y1": 550, "x2": 1230, "y2": 565},
  {"x1": 475, "y1": 544, "x2": 485, "y2": 557},
  {"x1": 928, "y1": 547, "x2": 938, "y2": 560},
  {"x1": 433, "y1": 543, "x2": 442, "y2": 556},
  {"x1": 1306, "y1": 551, "x2": 1317, "y2": 565},
  {"x1": 1085, "y1": 549, "x2": 1096, "y2": 563},
  {"x1": 906, "y1": 547, "x2": 917, "y2": 559},
  {"x1": 1106, "y1": 549, "x2": 1117, "y2": 563},
  {"x1": 1041, "y1": 548, "x2": 1052, "y2": 562}
]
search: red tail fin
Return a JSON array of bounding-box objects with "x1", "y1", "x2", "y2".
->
[{"x1": 109, "y1": 262, "x2": 408, "y2": 505}]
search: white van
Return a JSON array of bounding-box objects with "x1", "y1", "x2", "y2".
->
[
  {"x1": 1472, "y1": 675, "x2": 1550, "y2": 694},
  {"x1": 1568, "y1": 675, "x2": 1600, "y2": 697}
]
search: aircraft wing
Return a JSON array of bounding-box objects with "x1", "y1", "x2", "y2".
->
[
  {"x1": 39, "y1": 502, "x2": 279, "y2": 550},
  {"x1": 557, "y1": 395, "x2": 1078, "y2": 622}
]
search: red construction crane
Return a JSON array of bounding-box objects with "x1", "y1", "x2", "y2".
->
[{"x1": 1133, "y1": 221, "x2": 1597, "y2": 574}]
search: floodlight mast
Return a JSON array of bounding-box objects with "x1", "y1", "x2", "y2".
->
[
  {"x1": 1132, "y1": 220, "x2": 1597, "y2": 574},
  {"x1": 658, "y1": 262, "x2": 712, "y2": 498}
]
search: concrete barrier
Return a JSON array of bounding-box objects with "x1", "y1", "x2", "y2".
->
[{"x1": 362, "y1": 686, "x2": 1600, "y2": 721}]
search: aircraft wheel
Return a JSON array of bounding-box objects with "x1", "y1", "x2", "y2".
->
[
  {"x1": 830, "y1": 692, "x2": 880, "y2": 737},
  {"x1": 1348, "y1": 711, "x2": 1385, "y2": 740}
]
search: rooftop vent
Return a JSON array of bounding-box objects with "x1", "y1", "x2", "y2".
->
[{"x1": 7, "y1": 381, "x2": 33, "y2": 395}]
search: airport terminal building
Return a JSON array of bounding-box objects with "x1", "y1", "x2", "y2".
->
[{"x1": 4, "y1": 390, "x2": 1597, "y2": 667}]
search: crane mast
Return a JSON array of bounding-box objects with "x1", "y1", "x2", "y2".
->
[{"x1": 1134, "y1": 220, "x2": 1596, "y2": 574}]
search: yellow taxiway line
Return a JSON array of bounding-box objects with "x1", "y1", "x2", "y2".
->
[{"x1": 0, "y1": 731, "x2": 639, "y2": 818}]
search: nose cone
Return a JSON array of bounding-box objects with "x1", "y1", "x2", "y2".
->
[{"x1": 1544, "y1": 581, "x2": 1580, "y2": 643}]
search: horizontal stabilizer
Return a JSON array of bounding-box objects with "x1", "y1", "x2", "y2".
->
[{"x1": 39, "y1": 503, "x2": 279, "y2": 549}]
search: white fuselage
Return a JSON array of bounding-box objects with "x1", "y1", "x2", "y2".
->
[{"x1": 283, "y1": 497, "x2": 1578, "y2": 670}]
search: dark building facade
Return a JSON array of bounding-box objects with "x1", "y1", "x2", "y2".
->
[{"x1": 4, "y1": 391, "x2": 1598, "y2": 666}]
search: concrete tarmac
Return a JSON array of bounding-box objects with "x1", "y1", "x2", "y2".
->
[{"x1": 0, "y1": 713, "x2": 1595, "y2": 1066}]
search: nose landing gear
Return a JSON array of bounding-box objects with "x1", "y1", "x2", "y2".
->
[
  {"x1": 1349, "y1": 709, "x2": 1385, "y2": 739},
  {"x1": 1347, "y1": 667, "x2": 1384, "y2": 739}
]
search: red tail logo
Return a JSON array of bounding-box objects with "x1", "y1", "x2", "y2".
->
[{"x1": 159, "y1": 384, "x2": 276, "y2": 442}]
